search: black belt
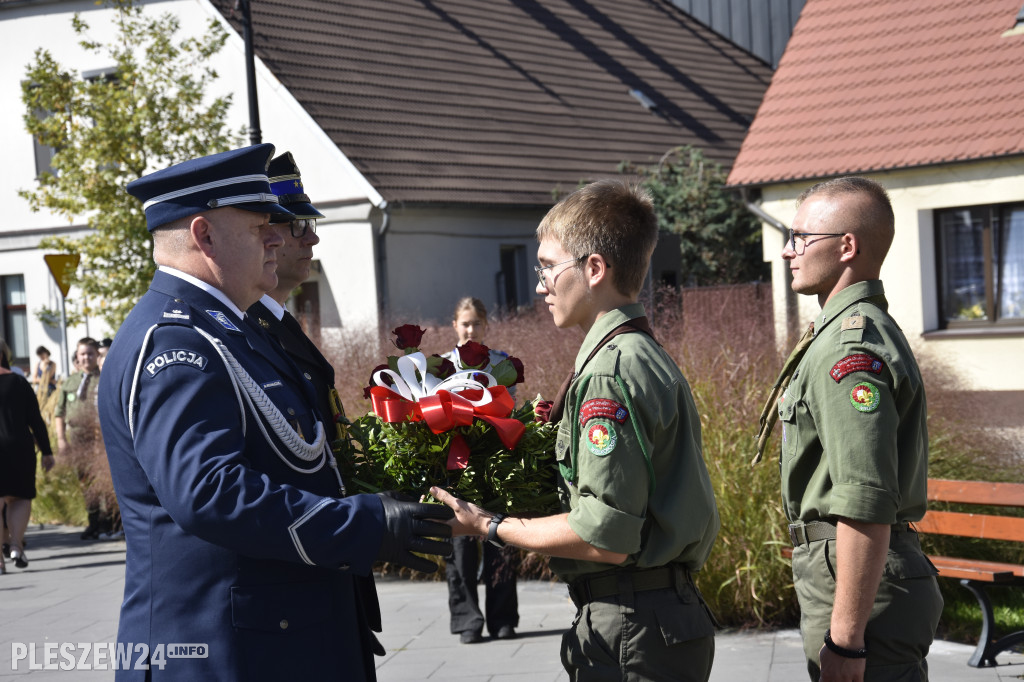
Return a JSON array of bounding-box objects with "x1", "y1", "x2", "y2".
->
[
  {"x1": 567, "y1": 566, "x2": 686, "y2": 608},
  {"x1": 789, "y1": 520, "x2": 910, "y2": 547}
]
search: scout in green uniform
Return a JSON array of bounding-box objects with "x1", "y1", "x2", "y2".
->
[
  {"x1": 757, "y1": 177, "x2": 942, "y2": 682},
  {"x1": 434, "y1": 179, "x2": 720, "y2": 682},
  {"x1": 55, "y1": 337, "x2": 108, "y2": 539}
]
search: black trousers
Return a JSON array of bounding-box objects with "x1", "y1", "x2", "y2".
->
[{"x1": 446, "y1": 536, "x2": 519, "y2": 635}]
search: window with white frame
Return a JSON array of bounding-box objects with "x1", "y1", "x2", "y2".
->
[{"x1": 935, "y1": 204, "x2": 1024, "y2": 327}]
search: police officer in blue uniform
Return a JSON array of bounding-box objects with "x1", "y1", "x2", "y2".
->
[
  {"x1": 98, "y1": 144, "x2": 452, "y2": 681},
  {"x1": 247, "y1": 151, "x2": 385, "y2": 658}
]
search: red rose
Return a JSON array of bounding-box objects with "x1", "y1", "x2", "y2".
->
[
  {"x1": 364, "y1": 363, "x2": 391, "y2": 398},
  {"x1": 509, "y1": 356, "x2": 525, "y2": 385},
  {"x1": 428, "y1": 354, "x2": 456, "y2": 380},
  {"x1": 392, "y1": 324, "x2": 425, "y2": 350},
  {"x1": 457, "y1": 341, "x2": 490, "y2": 369},
  {"x1": 534, "y1": 400, "x2": 553, "y2": 423}
]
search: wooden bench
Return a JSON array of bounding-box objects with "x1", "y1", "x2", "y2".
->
[
  {"x1": 780, "y1": 478, "x2": 1024, "y2": 668},
  {"x1": 915, "y1": 478, "x2": 1024, "y2": 667}
]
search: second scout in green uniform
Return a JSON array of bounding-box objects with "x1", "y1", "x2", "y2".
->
[
  {"x1": 780, "y1": 280, "x2": 942, "y2": 680},
  {"x1": 54, "y1": 368, "x2": 100, "y2": 442},
  {"x1": 553, "y1": 302, "x2": 720, "y2": 680}
]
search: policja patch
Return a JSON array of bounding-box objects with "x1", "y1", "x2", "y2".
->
[{"x1": 586, "y1": 419, "x2": 617, "y2": 456}]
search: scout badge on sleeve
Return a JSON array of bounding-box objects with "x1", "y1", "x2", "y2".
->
[
  {"x1": 850, "y1": 381, "x2": 881, "y2": 412},
  {"x1": 829, "y1": 353, "x2": 884, "y2": 382},
  {"x1": 586, "y1": 419, "x2": 618, "y2": 456}
]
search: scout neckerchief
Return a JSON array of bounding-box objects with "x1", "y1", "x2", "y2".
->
[
  {"x1": 547, "y1": 316, "x2": 656, "y2": 425},
  {"x1": 752, "y1": 321, "x2": 815, "y2": 466}
]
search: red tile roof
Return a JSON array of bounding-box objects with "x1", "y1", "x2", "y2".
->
[
  {"x1": 210, "y1": 0, "x2": 771, "y2": 206},
  {"x1": 727, "y1": 0, "x2": 1024, "y2": 187}
]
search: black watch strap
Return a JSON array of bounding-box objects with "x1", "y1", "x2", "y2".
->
[
  {"x1": 487, "y1": 513, "x2": 507, "y2": 548},
  {"x1": 824, "y1": 629, "x2": 868, "y2": 659}
]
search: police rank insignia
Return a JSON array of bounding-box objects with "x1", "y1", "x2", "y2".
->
[
  {"x1": 850, "y1": 381, "x2": 881, "y2": 412},
  {"x1": 206, "y1": 309, "x2": 242, "y2": 332},
  {"x1": 586, "y1": 419, "x2": 617, "y2": 456},
  {"x1": 829, "y1": 354, "x2": 884, "y2": 382},
  {"x1": 579, "y1": 398, "x2": 629, "y2": 425}
]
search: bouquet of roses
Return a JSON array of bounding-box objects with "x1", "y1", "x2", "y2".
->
[{"x1": 337, "y1": 325, "x2": 559, "y2": 515}]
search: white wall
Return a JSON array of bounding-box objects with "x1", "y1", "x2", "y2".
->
[
  {"x1": 757, "y1": 159, "x2": 1024, "y2": 391},
  {"x1": 0, "y1": 0, "x2": 380, "y2": 363},
  {"x1": 383, "y1": 206, "x2": 547, "y2": 325}
]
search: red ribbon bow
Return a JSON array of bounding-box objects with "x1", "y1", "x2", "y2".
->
[{"x1": 369, "y1": 385, "x2": 525, "y2": 470}]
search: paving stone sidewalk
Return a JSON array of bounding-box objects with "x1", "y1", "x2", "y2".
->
[{"x1": 1, "y1": 525, "x2": 1021, "y2": 680}]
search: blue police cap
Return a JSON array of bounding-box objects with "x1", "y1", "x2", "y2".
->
[
  {"x1": 126, "y1": 144, "x2": 293, "y2": 232},
  {"x1": 267, "y1": 152, "x2": 325, "y2": 221}
]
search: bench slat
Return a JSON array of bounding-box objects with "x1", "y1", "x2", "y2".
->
[
  {"x1": 929, "y1": 555, "x2": 1024, "y2": 582},
  {"x1": 928, "y1": 479, "x2": 1024, "y2": 507},
  {"x1": 916, "y1": 510, "x2": 1024, "y2": 543}
]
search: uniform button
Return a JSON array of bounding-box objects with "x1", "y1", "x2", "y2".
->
[
  {"x1": 279, "y1": 619, "x2": 289, "y2": 630},
  {"x1": 340, "y1": 563, "x2": 350, "y2": 571},
  {"x1": 303, "y1": 372, "x2": 312, "y2": 380},
  {"x1": 287, "y1": 407, "x2": 296, "y2": 416}
]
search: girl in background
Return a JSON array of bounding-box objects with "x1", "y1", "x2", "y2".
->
[{"x1": 442, "y1": 297, "x2": 520, "y2": 643}]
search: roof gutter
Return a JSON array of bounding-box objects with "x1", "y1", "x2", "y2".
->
[{"x1": 375, "y1": 200, "x2": 391, "y2": 334}]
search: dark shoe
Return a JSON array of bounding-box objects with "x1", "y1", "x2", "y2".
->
[
  {"x1": 1, "y1": 543, "x2": 9, "y2": 558},
  {"x1": 80, "y1": 527, "x2": 100, "y2": 541},
  {"x1": 11, "y1": 549, "x2": 27, "y2": 569},
  {"x1": 459, "y1": 630, "x2": 483, "y2": 644},
  {"x1": 496, "y1": 625, "x2": 517, "y2": 640}
]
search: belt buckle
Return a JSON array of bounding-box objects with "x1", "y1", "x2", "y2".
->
[{"x1": 788, "y1": 524, "x2": 803, "y2": 546}]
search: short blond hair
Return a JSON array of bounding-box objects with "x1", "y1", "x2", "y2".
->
[{"x1": 537, "y1": 180, "x2": 657, "y2": 297}]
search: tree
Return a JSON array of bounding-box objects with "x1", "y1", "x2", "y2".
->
[
  {"x1": 621, "y1": 146, "x2": 768, "y2": 287},
  {"x1": 21, "y1": 0, "x2": 241, "y2": 329}
]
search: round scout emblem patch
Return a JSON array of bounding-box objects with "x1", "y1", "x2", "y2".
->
[
  {"x1": 586, "y1": 419, "x2": 617, "y2": 456},
  {"x1": 850, "y1": 381, "x2": 880, "y2": 412}
]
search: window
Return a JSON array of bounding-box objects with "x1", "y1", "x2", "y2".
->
[
  {"x1": 1, "y1": 275, "x2": 29, "y2": 365},
  {"x1": 935, "y1": 204, "x2": 1024, "y2": 327},
  {"x1": 498, "y1": 245, "x2": 529, "y2": 312}
]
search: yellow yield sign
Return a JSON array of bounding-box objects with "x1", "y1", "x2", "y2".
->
[{"x1": 44, "y1": 254, "x2": 80, "y2": 298}]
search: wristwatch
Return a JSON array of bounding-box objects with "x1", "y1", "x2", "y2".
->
[{"x1": 487, "y1": 513, "x2": 507, "y2": 548}]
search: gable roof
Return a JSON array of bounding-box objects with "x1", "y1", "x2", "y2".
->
[
  {"x1": 209, "y1": 0, "x2": 771, "y2": 206},
  {"x1": 727, "y1": 0, "x2": 1024, "y2": 187}
]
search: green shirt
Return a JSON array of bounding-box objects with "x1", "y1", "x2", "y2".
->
[
  {"x1": 549, "y1": 303, "x2": 719, "y2": 584},
  {"x1": 779, "y1": 280, "x2": 929, "y2": 525},
  {"x1": 55, "y1": 370, "x2": 100, "y2": 441}
]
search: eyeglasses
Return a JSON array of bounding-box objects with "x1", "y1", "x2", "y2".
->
[
  {"x1": 535, "y1": 256, "x2": 586, "y2": 290},
  {"x1": 289, "y1": 219, "x2": 317, "y2": 238},
  {"x1": 787, "y1": 229, "x2": 845, "y2": 253}
]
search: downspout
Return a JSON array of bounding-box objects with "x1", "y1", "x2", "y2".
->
[
  {"x1": 740, "y1": 188, "x2": 799, "y2": 345},
  {"x1": 375, "y1": 200, "x2": 391, "y2": 335}
]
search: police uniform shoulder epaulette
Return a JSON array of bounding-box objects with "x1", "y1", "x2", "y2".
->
[{"x1": 158, "y1": 299, "x2": 195, "y2": 327}]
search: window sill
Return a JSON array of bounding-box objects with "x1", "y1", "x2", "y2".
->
[{"x1": 922, "y1": 325, "x2": 1024, "y2": 340}]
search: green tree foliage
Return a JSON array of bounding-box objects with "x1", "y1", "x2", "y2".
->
[
  {"x1": 20, "y1": 0, "x2": 241, "y2": 329},
  {"x1": 622, "y1": 146, "x2": 768, "y2": 286}
]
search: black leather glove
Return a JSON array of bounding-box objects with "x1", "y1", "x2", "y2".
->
[{"x1": 375, "y1": 492, "x2": 454, "y2": 573}]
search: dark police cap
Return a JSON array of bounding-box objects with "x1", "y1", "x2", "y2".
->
[
  {"x1": 268, "y1": 152, "x2": 325, "y2": 221},
  {"x1": 126, "y1": 144, "x2": 293, "y2": 232}
]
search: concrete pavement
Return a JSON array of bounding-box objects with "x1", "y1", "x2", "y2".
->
[{"x1": 1, "y1": 525, "x2": 1022, "y2": 680}]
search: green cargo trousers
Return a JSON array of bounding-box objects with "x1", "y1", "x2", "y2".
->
[
  {"x1": 560, "y1": 574, "x2": 715, "y2": 681},
  {"x1": 792, "y1": 529, "x2": 943, "y2": 681}
]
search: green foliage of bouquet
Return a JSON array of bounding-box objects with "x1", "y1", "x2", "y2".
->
[{"x1": 335, "y1": 326, "x2": 560, "y2": 516}]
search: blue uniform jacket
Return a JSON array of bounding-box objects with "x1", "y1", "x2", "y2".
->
[{"x1": 98, "y1": 271, "x2": 386, "y2": 681}]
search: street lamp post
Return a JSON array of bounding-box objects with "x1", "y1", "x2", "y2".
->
[{"x1": 237, "y1": 0, "x2": 261, "y2": 145}]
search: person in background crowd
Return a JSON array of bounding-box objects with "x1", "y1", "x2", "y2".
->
[
  {"x1": 441, "y1": 297, "x2": 520, "y2": 644},
  {"x1": 99, "y1": 144, "x2": 452, "y2": 680},
  {"x1": 433, "y1": 180, "x2": 720, "y2": 681},
  {"x1": 753, "y1": 176, "x2": 942, "y2": 682},
  {"x1": 55, "y1": 337, "x2": 112, "y2": 540},
  {"x1": 97, "y1": 338, "x2": 112, "y2": 372},
  {"x1": 31, "y1": 345, "x2": 56, "y2": 397},
  {"x1": 0, "y1": 338, "x2": 54, "y2": 572}
]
